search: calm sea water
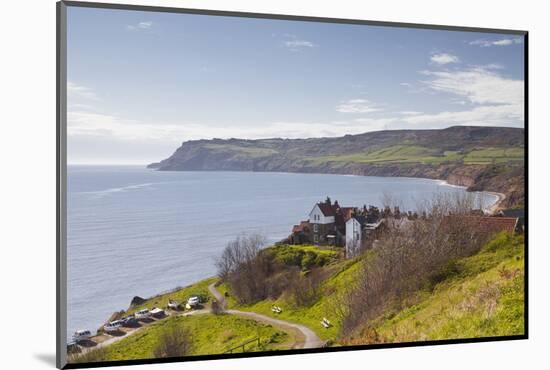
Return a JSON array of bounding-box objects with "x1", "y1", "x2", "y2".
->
[{"x1": 67, "y1": 165, "x2": 497, "y2": 338}]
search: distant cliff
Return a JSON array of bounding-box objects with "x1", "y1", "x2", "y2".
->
[{"x1": 148, "y1": 126, "x2": 525, "y2": 208}]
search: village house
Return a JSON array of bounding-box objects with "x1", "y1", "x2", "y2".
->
[
  {"x1": 288, "y1": 220, "x2": 312, "y2": 244},
  {"x1": 288, "y1": 198, "x2": 387, "y2": 249},
  {"x1": 307, "y1": 197, "x2": 355, "y2": 246},
  {"x1": 289, "y1": 197, "x2": 519, "y2": 260},
  {"x1": 345, "y1": 216, "x2": 385, "y2": 258}
]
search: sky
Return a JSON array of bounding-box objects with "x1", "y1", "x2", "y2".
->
[{"x1": 67, "y1": 6, "x2": 525, "y2": 165}]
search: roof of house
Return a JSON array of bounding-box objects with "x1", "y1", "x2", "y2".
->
[
  {"x1": 347, "y1": 215, "x2": 367, "y2": 226},
  {"x1": 292, "y1": 221, "x2": 311, "y2": 233},
  {"x1": 444, "y1": 215, "x2": 518, "y2": 234},
  {"x1": 340, "y1": 207, "x2": 355, "y2": 222},
  {"x1": 317, "y1": 202, "x2": 336, "y2": 217}
]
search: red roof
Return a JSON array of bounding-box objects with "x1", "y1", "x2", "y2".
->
[
  {"x1": 317, "y1": 202, "x2": 336, "y2": 217},
  {"x1": 444, "y1": 216, "x2": 518, "y2": 235},
  {"x1": 292, "y1": 221, "x2": 311, "y2": 233},
  {"x1": 340, "y1": 207, "x2": 355, "y2": 222}
]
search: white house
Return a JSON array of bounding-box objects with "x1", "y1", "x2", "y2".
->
[
  {"x1": 308, "y1": 202, "x2": 337, "y2": 244},
  {"x1": 309, "y1": 204, "x2": 336, "y2": 225},
  {"x1": 346, "y1": 217, "x2": 384, "y2": 258},
  {"x1": 345, "y1": 216, "x2": 365, "y2": 258}
]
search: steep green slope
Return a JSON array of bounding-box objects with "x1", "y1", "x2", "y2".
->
[
  {"x1": 225, "y1": 234, "x2": 524, "y2": 346},
  {"x1": 346, "y1": 233, "x2": 525, "y2": 344}
]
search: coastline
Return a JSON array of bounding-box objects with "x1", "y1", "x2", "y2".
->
[
  {"x1": 486, "y1": 191, "x2": 507, "y2": 214},
  {"x1": 436, "y1": 178, "x2": 505, "y2": 214},
  {"x1": 69, "y1": 169, "x2": 509, "y2": 341}
]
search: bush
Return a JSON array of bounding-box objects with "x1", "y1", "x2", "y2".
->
[
  {"x1": 340, "y1": 193, "x2": 491, "y2": 337},
  {"x1": 301, "y1": 251, "x2": 317, "y2": 270},
  {"x1": 153, "y1": 322, "x2": 193, "y2": 358},
  {"x1": 211, "y1": 300, "x2": 223, "y2": 315},
  {"x1": 68, "y1": 347, "x2": 108, "y2": 364}
]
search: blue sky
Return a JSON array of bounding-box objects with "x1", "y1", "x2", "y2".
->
[{"x1": 67, "y1": 6, "x2": 525, "y2": 164}]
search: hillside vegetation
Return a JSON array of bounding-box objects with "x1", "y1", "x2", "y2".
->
[
  {"x1": 223, "y1": 233, "x2": 524, "y2": 345},
  {"x1": 369, "y1": 233, "x2": 525, "y2": 342},
  {"x1": 74, "y1": 314, "x2": 292, "y2": 363},
  {"x1": 73, "y1": 233, "x2": 524, "y2": 363}
]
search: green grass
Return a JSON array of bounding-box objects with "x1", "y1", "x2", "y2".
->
[
  {"x1": 225, "y1": 234, "x2": 524, "y2": 346},
  {"x1": 264, "y1": 244, "x2": 341, "y2": 270},
  {"x1": 98, "y1": 314, "x2": 293, "y2": 361},
  {"x1": 369, "y1": 233, "x2": 525, "y2": 342},
  {"x1": 306, "y1": 145, "x2": 524, "y2": 166},
  {"x1": 222, "y1": 255, "x2": 365, "y2": 342},
  {"x1": 124, "y1": 277, "x2": 217, "y2": 317},
  {"x1": 463, "y1": 147, "x2": 524, "y2": 164},
  {"x1": 203, "y1": 144, "x2": 278, "y2": 158}
]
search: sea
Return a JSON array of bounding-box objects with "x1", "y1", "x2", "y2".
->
[{"x1": 66, "y1": 165, "x2": 498, "y2": 339}]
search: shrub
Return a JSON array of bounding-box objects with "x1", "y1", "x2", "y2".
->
[
  {"x1": 153, "y1": 322, "x2": 193, "y2": 358},
  {"x1": 68, "y1": 347, "x2": 108, "y2": 364},
  {"x1": 211, "y1": 300, "x2": 223, "y2": 315}
]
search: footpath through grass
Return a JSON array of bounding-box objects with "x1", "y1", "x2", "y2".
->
[
  {"x1": 220, "y1": 252, "x2": 364, "y2": 343},
  {"x1": 96, "y1": 313, "x2": 292, "y2": 361}
]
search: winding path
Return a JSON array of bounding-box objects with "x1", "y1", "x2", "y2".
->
[
  {"x1": 208, "y1": 282, "x2": 323, "y2": 349},
  {"x1": 79, "y1": 284, "x2": 323, "y2": 358}
]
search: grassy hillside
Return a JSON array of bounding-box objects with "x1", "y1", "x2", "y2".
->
[
  {"x1": 307, "y1": 145, "x2": 524, "y2": 166},
  {"x1": 220, "y1": 245, "x2": 366, "y2": 342},
  {"x1": 224, "y1": 234, "x2": 524, "y2": 345},
  {"x1": 123, "y1": 277, "x2": 216, "y2": 317},
  {"x1": 75, "y1": 233, "x2": 524, "y2": 364},
  {"x1": 345, "y1": 233, "x2": 525, "y2": 344},
  {"x1": 75, "y1": 314, "x2": 292, "y2": 363}
]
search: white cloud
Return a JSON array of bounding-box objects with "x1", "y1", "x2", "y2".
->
[
  {"x1": 127, "y1": 21, "x2": 153, "y2": 31},
  {"x1": 284, "y1": 39, "x2": 316, "y2": 49},
  {"x1": 282, "y1": 34, "x2": 316, "y2": 51},
  {"x1": 336, "y1": 99, "x2": 382, "y2": 114},
  {"x1": 402, "y1": 104, "x2": 523, "y2": 128},
  {"x1": 67, "y1": 110, "x2": 391, "y2": 143},
  {"x1": 67, "y1": 81, "x2": 99, "y2": 101},
  {"x1": 400, "y1": 111, "x2": 423, "y2": 115},
  {"x1": 469, "y1": 37, "x2": 523, "y2": 47},
  {"x1": 399, "y1": 82, "x2": 412, "y2": 87},
  {"x1": 430, "y1": 53, "x2": 460, "y2": 65},
  {"x1": 420, "y1": 66, "x2": 523, "y2": 106},
  {"x1": 68, "y1": 111, "x2": 189, "y2": 142}
]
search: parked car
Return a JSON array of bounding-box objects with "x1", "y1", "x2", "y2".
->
[
  {"x1": 121, "y1": 316, "x2": 138, "y2": 327},
  {"x1": 72, "y1": 330, "x2": 92, "y2": 342},
  {"x1": 187, "y1": 296, "x2": 200, "y2": 307},
  {"x1": 103, "y1": 321, "x2": 122, "y2": 333},
  {"x1": 134, "y1": 309, "x2": 151, "y2": 319},
  {"x1": 150, "y1": 307, "x2": 165, "y2": 318},
  {"x1": 167, "y1": 300, "x2": 179, "y2": 310},
  {"x1": 67, "y1": 341, "x2": 81, "y2": 354}
]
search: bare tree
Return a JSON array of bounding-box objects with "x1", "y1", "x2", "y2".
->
[
  {"x1": 215, "y1": 233, "x2": 270, "y2": 304},
  {"x1": 288, "y1": 268, "x2": 323, "y2": 308},
  {"x1": 340, "y1": 193, "x2": 489, "y2": 338}
]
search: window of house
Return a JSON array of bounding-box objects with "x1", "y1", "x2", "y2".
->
[
  {"x1": 314, "y1": 224, "x2": 319, "y2": 232},
  {"x1": 314, "y1": 235, "x2": 319, "y2": 243}
]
